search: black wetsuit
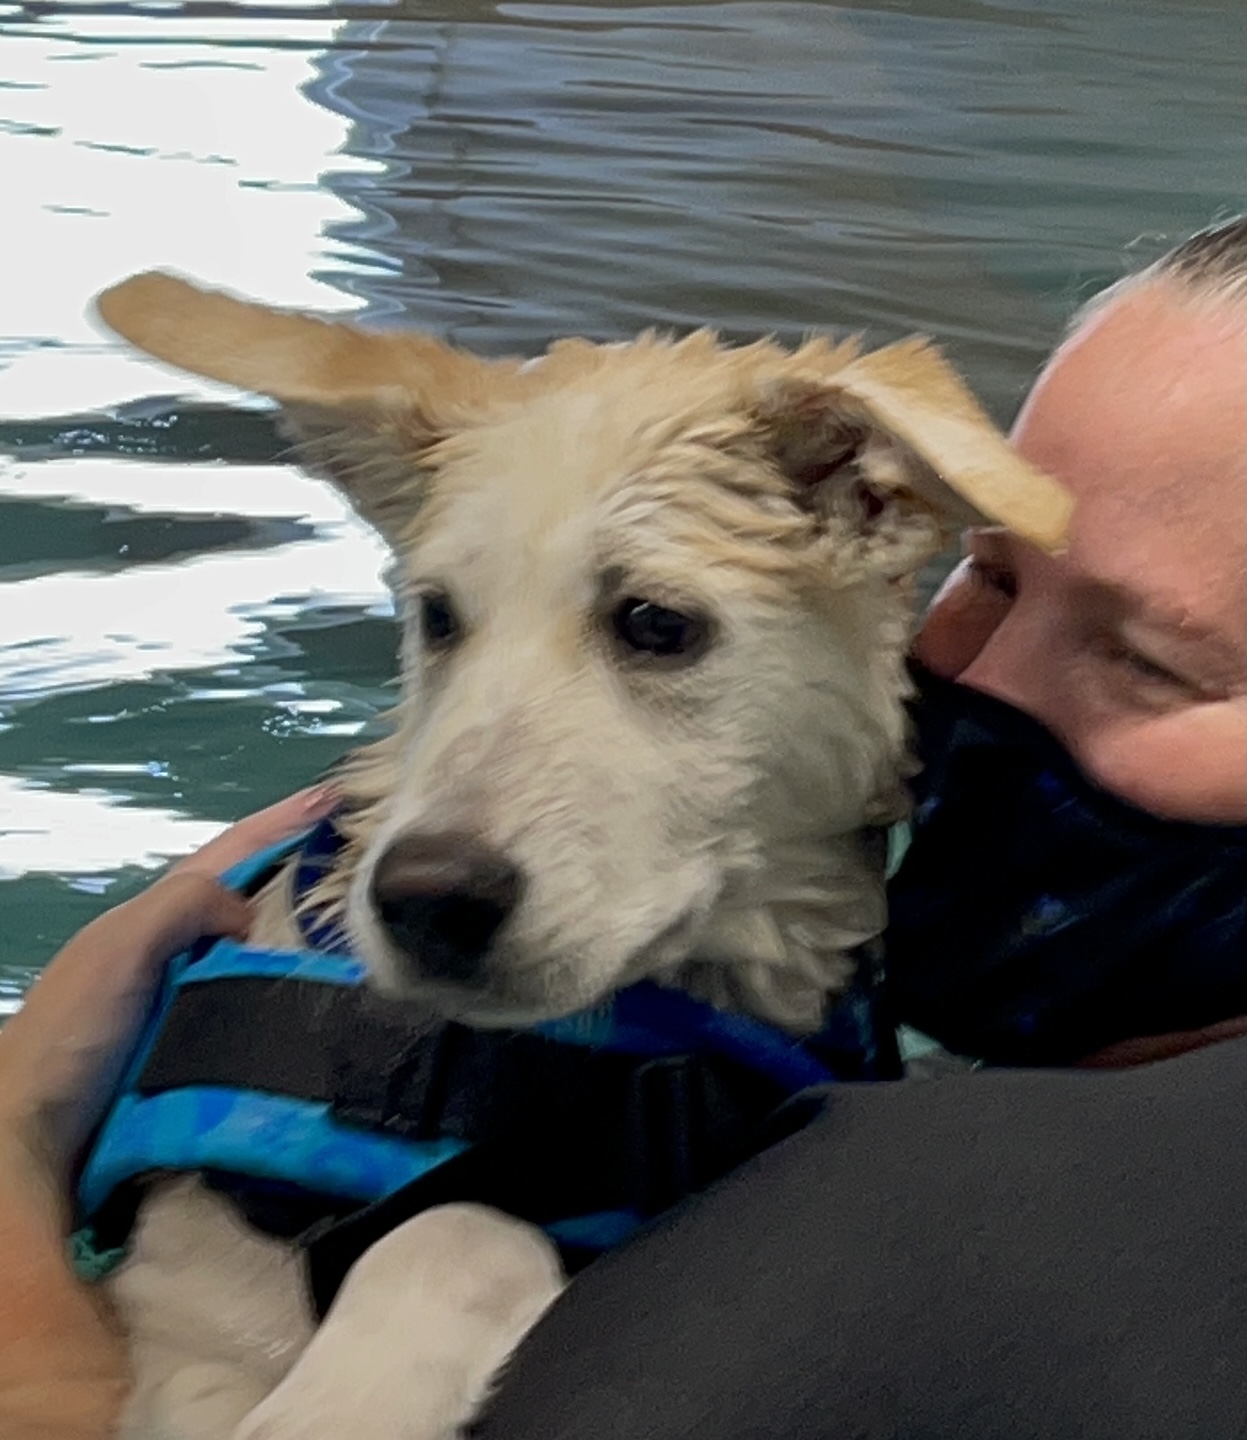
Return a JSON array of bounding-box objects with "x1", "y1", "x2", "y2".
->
[{"x1": 473, "y1": 1036, "x2": 1247, "y2": 1440}]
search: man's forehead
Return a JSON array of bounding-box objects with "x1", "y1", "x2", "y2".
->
[
  {"x1": 1022, "y1": 292, "x2": 1242, "y2": 458},
  {"x1": 1011, "y1": 283, "x2": 1245, "y2": 627}
]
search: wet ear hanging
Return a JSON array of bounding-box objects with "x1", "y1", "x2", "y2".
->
[
  {"x1": 94, "y1": 271, "x2": 502, "y2": 412},
  {"x1": 760, "y1": 336, "x2": 1072, "y2": 552},
  {"x1": 95, "y1": 279, "x2": 1070, "y2": 553},
  {"x1": 94, "y1": 271, "x2": 519, "y2": 534}
]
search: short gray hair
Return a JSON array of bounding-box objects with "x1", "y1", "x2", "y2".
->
[
  {"x1": 1150, "y1": 213, "x2": 1247, "y2": 304},
  {"x1": 1075, "y1": 214, "x2": 1246, "y2": 327}
]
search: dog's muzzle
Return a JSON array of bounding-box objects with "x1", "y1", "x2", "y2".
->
[{"x1": 370, "y1": 831, "x2": 523, "y2": 987}]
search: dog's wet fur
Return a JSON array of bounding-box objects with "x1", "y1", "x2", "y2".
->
[{"x1": 93, "y1": 273, "x2": 1068, "y2": 1440}]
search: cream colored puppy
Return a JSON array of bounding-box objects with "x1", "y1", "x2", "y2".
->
[{"x1": 93, "y1": 274, "x2": 1069, "y2": 1440}]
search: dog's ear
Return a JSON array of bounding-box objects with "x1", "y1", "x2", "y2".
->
[
  {"x1": 757, "y1": 336, "x2": 1070, "y2": 572},
  {"x1": 95, "y1": 272, "x2": 519, "y2": 536}
]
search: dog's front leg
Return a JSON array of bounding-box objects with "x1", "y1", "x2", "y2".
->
[{"x1": 231, "y1": 1204, "x2": 564, "y2": 1440}]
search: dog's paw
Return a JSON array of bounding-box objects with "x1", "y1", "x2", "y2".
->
[{"x1": 231, "y1": 1207, "x2": 563, "y2": 1440}]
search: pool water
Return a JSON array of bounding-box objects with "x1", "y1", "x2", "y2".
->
[{"x1": 1, "y1": 0, "x2": 1243, "y2": 1001}]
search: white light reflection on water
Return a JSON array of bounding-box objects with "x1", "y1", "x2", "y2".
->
[
  {"x1": 0, "y1": 451, "x2": 391, "y2": 883},
  {"x1": 0, "y1": 454, "x2": 354, "y2": 521},
  {"x1": 0, "y1": 455, "x2": 392, "y2": 703},
  {"x1": 0, "y1": 526, "x2": 391, "y2": 701},
  {"x1": 0, "y1": 10, "x2": 380, "y2": 416},
  {"x1": 0, "y1": 10, "x2": 396, "y2": 943},
  {"x1": 0, "y1": 773, "x2": 227, "y2": 881}
]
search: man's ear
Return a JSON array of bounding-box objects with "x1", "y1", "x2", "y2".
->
[
  {"x1": 95, "y1": 272, "x2": 521, "y2": 537},
  {"x1": 755, "y1": 336, "x2": 1071, "y2": 572}
]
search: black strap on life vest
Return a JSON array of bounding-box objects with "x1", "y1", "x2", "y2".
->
[
  {"x1": 131, "y1": 925, "x2": 899, "y2": 1318},
  {"x1": 300, "y1": 1053, "x2": 822, "y2": 1319},
  {"x1": 300, "y1": 958, "x2": 902, "y2": 1317},
  {"x1": 137, "y1": 976, "x2": 790, "y2": 1184},
  {"x1": 132, "y1": 974, "x2": 817, "y2": 1308}
]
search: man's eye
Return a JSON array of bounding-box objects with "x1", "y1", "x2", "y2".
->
[
  {"x1": 419, "y1": 590, "x2": 461, "y2": 650},
  {"x1": 966, "y1": 558, "x2": 1018, "y2": 600},
  {"x1": 1108, "y1": 645, "x2": 1187, "y2": 689},
  {"x1": 611, "y1": 597, "x2": 710, "y2": 661}
]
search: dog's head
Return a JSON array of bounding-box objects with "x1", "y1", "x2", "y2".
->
[{"x1": 97, "y1": 274, "x2": 1068, "y2": 1028}]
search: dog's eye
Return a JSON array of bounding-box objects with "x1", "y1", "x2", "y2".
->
[
  {"x1": 612, "y1": 597, "x2": 708, "y2": 660},
  {"x1": 420, "y1": 591, "x2": 461, "y2": 650}
]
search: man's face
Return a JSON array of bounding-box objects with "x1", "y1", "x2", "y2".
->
[{"x1": 914, "y1": 281, "x2": 1247, "y2": 824}]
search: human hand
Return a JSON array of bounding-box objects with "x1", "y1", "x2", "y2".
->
[
  {"x1": 1077, "y1": 1015, "x2": 1247, "y2": 1068},
  {"x1": 0, "y1": 783, "x2": 340, "y2": 1186},
  {"x1": 0, "y1": 784, "x2": 338, "y2": 1440}
]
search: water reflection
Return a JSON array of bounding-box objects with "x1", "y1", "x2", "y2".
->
[
  {"x1": 308, "y1": 0, "x2": 1244, "y2": 410},
  {"x1": 0, "y1": 2, "x2": 388, "y2": 974},
  {"x1": 0, "y1": 3, "x2": 372, "y2": 417},
  {"x1": 0, "y1": 0, "x2": 1243, "y2": 977},
  {"x1": 0, "y1": 772, "x2": 225, "y2": 881}
]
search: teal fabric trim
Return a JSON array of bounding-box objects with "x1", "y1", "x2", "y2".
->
[
  {"x1": 69, "y1": 831, "x2": 315, "y2": 1283},
  {"x1": 887, "y1": 821, "x2": 911, "y2": 879},
  {"x1": 78, "y1": 1085, "x2": 469, "y2": 1221},
  {"x1": 545, "y1": 1209, "x2": 642, "y2": 1250},
  {"x1": 70, "y1": 1226, "x2": 126, "y2": 1282},
  {"x1": 176, "y1": 938, "x2": 366, "y2": 988},
  {"x1": 218, "y1": 829, "x2": 312, "y2": 892}
]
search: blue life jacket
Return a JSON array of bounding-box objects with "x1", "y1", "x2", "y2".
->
[{"x1": 76, "y1": 820, "x2": 898, "y2": 1311}]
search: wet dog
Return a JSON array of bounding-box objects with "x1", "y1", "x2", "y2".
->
[{"x1": 93, "y1": 273, "x2": 1068, "y2": 1440}]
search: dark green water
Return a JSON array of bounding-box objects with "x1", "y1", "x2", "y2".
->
[{"x1": 1, "y1": 0, "x2": 1243, "y2": 1007}]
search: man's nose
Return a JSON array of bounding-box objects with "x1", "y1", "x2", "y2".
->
[
  {"x1": 955, "y1": 607, "x2": 1052, "y2": 721},
  {"x1": 911, "y1": 558, "x2": 1005, "y2": 679}
]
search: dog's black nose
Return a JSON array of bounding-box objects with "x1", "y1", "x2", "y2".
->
[{"x1": 369, "y1": 832, "x2": 522, "y2": 986}]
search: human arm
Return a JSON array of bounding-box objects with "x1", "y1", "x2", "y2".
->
[
  {"x1": 0, "y1": 786, "x2": 337, "y2": 1440},
  {"x1": 1077, "y1": 1013, "x2": 1247, "y2": 1067},
  {"x1": 473, "y1": 1035, "x2": 1247, "y2": 1440}
]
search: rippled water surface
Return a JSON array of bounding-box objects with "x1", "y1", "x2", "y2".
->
[{"x1": 1, "y1": 0, "x2": 1243, "y2": 1002}]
